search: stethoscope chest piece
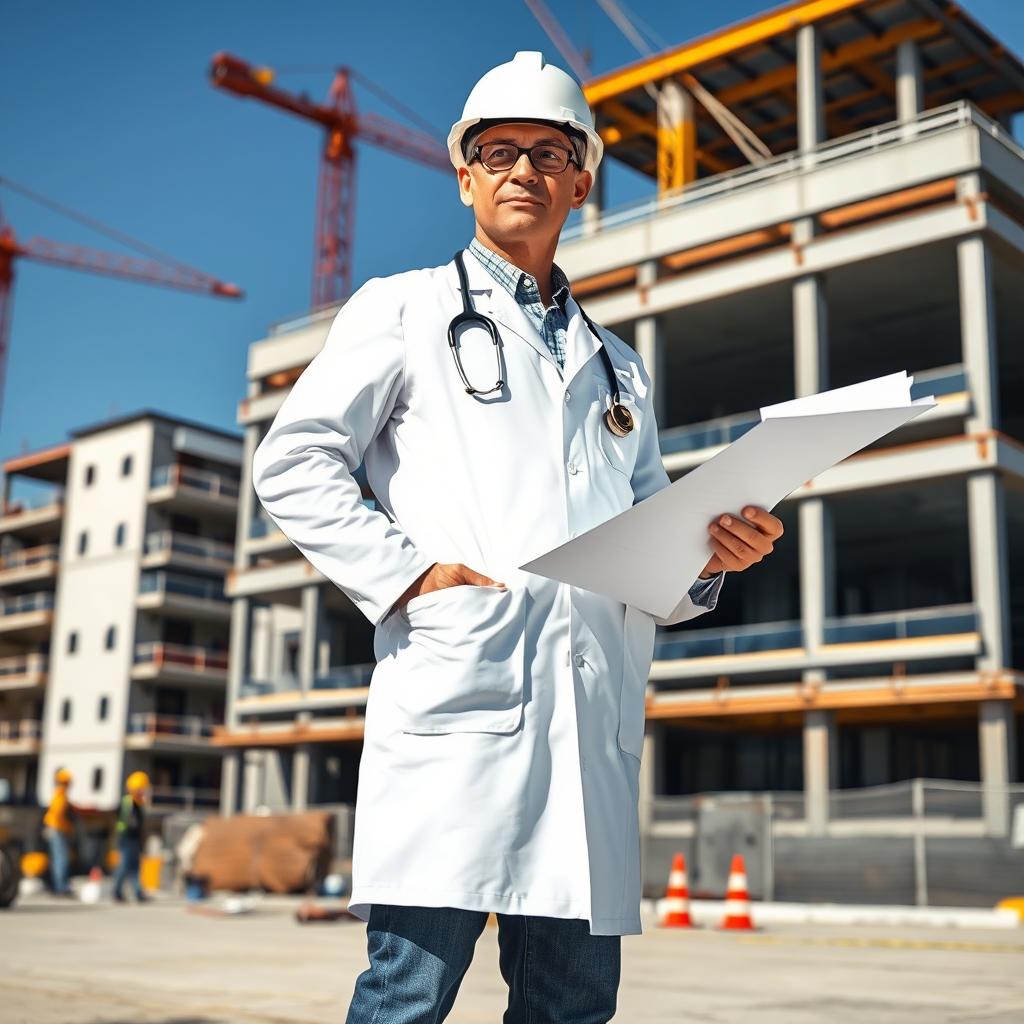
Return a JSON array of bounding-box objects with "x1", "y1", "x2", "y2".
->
[{"x1": 604, "y1": 401, "x2": 634, "y2": 437}]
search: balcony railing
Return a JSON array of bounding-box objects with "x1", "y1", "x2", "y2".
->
[
  {"x1": 240, "y1": 662, "x2": 374, "y2": 698},
  {"x1": 656, "y1": 619, "x2": 803, "y2": 661},
  {"x1": 134, "y1": 641, "x2": 228, "y2": 673},
  {"x1": 655, "y1": 602, "x2": 978, "y2": 661},
  {"x1": 149, "y1": 785, "x2": 220, "y2": 810},
  {"x1": 127, "y1": 712, "x2": 218, "y2": 741},
  {"x1": 563, "y1": 100, "x2": 1024, "y2": 241},
  {"x1": 0, "y1": 652, "x2": 48, "y2": 679},
  {"x1": 150, "y1": 464, "x2": 240, "y2": 501},
  {"x1": 143, "y1": 530, "x2": 234, "y2": 564},
  {"x1": 139, "y1": 571, "x2": 228, "y2": 603},
  {"x1": 0, "y1": 544, "x2": 60, "y2": 571},
  {"x1": 0, "y1": 591, "x2": 55, "y2": 617},
  {"x1": 1, "y1": 495, "x2": 64, "y2": 517},
  {"x1": 658, "y1": 364, "x2": 967, "y2": 457},
  {"x1": 822, "y1": 603, "x2": 977, "y2": 645},
  {"x1": 0, "y1": 719, "x2": 42, "y2": 743}
]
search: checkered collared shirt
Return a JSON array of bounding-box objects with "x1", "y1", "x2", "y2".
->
[{"x1": 467, "y1": 236, "x2": 572, "y2": 370}]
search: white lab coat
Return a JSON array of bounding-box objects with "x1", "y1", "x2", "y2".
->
[{"x1": 251, "y1": 249, "x2": 723, "y2": 935}]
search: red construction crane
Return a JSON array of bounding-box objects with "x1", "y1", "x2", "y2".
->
[
  {"x1": 0, "y1": 181, "x2": 242, "y2": 430},
  {"x1": 209, "y1": 53, "x2": 452, "y2": 310}
]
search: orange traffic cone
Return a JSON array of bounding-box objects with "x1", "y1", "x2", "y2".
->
[
  {"x1": 659, "y1": 851, "x2": 695, "y2": 928},
  {"x1": 718, "y1": 853, "x2": 756, "y2": 930}
]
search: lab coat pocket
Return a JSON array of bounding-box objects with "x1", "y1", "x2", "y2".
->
[
  {"x1": 618, "y1": 603, "x2": 657, "y2": 760},
  {"x1": 596, "y1": 383, "x2": 642, "y2": 478},
  {"x1": 393, "y1": 584, "x2": 527, "y2": 735}
]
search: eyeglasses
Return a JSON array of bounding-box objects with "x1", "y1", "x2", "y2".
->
[{"x1": 471, "y1": 141, "x2": 578, "y2": 174}]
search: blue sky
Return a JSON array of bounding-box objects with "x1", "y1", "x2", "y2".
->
[{"x1": 2, "y1": 1, "x2": 1021, "y2": 474}]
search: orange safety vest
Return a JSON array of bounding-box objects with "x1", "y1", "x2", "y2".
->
[{"x1": 43, "y1": 787, "x2": 74, "y2": 834}]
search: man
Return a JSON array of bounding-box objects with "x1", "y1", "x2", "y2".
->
[
  {"x1": 112, "y1": 770, "x2": 150, "y2": 903},
  {"x1": 42, "y1": 767, "x2": 77, "y2": 897},
  {"x1": 252, "y1": 50, "x2": 783, "y2": 1024}
]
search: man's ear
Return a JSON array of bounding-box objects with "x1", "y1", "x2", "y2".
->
[
  {"x1": 457, "y1": 167, "x2": 474, "y2": 208},
  {"x1": 570, "y1": 169, "x2": 594, "y2": 210}
]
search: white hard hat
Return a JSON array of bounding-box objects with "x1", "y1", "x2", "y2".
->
[{"x1": 447, "y1": 51, "x2": 603, "y2": 179}]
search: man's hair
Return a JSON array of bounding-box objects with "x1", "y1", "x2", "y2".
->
[{"x1": 462, "y1": 117, "x2": 587, "y2": 169}]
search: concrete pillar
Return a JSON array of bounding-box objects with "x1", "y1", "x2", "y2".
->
[
  {"x1": 979, "y1": 700, "x2": 1018, "y2": 837},
  {"x1": 793, "y1": 231, "x2": 832, "y2": 694},
  {"x1": 237, "y1": 421, "x2": 261, "y2": 554},
  {"x1": 639, "y1": 716, "x2": 665, "y2": 839},
  {"x1": 292, "y1": 745, "x2": 311, "y2": 812},
  {"x1": 896, "y1": 40, "x2": 924, "y2": 123},
  {"x1": 219, "y1": 751, "x2": 240, "y2": 816},
  {"x1": 797, "y1": 25, "x2": 825, "y2": 154},
  {"x1": 792, "y1": 223, "x2": 828, "y2": 400},
  {"x1": 581, "y1": 164, "x2": 605, "y2": 237},
  {"x1": 656, "y1": 79, "x2": 696, "y2": 196},
  {"x1": 967, "y1": 471, "x2": 1011, "y2": 673},
  {"x1": 292, "y1": 711, "x2": 313, "y2": 811},
  {"x1": 242, "y1": 750, "x2": 263, "y2": 812},
  {"x1": 634, "y1": 259, "x2": 666, "y2": 424},
  {"x1": 799, "y1": 498, "x2": 835, "y2": 660},
  {"x1": 299, "y1": 585, "x2": 321, "y2": 694},
  {"x1": 804, "y1": 709, "x2": 838, "y2": 836},
  {"x1": 225, "y1": 598, "x2": 252, "y2": 728},
  {"x1": 956, "y1": 232, "x2": 1000, "y2": 434}
]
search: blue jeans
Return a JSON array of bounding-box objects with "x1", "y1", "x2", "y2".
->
[
  {"x1": 112, "y1": 835, "x2": 143, "y2": 899},
  {"x1": 345, "y1": 904, "x2": 620, "y2": 1024},
  {"x1": 45, "y1": 828, "x2": 70, "y2": 895}
]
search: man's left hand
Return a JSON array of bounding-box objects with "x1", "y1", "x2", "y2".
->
[{"x1": 699, "y1": 505, "x2": 783, "y2": 577}]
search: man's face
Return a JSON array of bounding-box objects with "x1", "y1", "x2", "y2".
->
[{"x1": 457, "y1": 122, "x2": 593, "y2": 244}]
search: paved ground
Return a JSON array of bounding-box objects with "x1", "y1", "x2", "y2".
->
[{"x1": 2, "y1": 893, "x2": 1023, "y2": 1023}]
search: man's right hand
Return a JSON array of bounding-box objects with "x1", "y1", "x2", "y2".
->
[{"x1": 391, "y1": 562, "x2": 507, "y2": 615}]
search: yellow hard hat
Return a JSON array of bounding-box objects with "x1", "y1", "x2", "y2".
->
[
  {"x1": 126, "y1": 770, "x2": 150, "y2": 792},
  {"x1": 54, "y1": 767, "x2": 72, "y2": 785}
]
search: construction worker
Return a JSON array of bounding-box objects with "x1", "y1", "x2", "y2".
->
[
  {"x1": 41, "y1": 767, "x2": 78, "y2": 896},
  {"x1": 252, "y1": 50, "x2": 782, "y2": 1022},
  {"x1": 112, "y1": 770, "x2": 150, "y2": 903}
]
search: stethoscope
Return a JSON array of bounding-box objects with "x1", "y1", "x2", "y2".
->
[{"x1": 447, "y1": 248, "x2": 635, "y2": 438}]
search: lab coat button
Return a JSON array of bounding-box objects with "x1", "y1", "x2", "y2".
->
[
  {"x1": 564, "y1": 391, "x2": 571, "y2": 404},
  {"x1": 567, "y1": 461, "x2": 578, "y2": 474},
  {"x1": 574, "y1": 653, "x2": 585, "y2": 668}
]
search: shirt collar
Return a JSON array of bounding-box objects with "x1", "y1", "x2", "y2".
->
[{"x1": 467, "y1": 236, "x2": 571, "y2": 313}]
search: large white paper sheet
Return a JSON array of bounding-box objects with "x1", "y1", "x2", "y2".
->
[{"x1": 520, "y1": 372, "x2": 936, "y2": 617}]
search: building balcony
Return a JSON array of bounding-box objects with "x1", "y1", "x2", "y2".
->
[
  {"x1": 0, "y1": 543, "x2": 60, "y2": 589},
  {"x1": 557, "y1": 101, "x2": 1024, "y2": 299},
  {"x1": 659, "y1": 363, "x2": 968, "y2": 469},
  {"x1": 651, "y1": 603, "x2": 980, "y2": 680},
  {"x1": 131, "y1": 642, "x2": 228, "y2": 688},
  {"x1": 0, "y1": 652, "x2": 48, "y2": 693},
  {"x1": 237, "y1": 389, "x2": 288, "y2": 427},
  {"x1": 236, "y1": 663, "x2": 373, "y2": 715},
  {"x1": 0, "y1": 496, "x2": 63, "y2": 541},
  {"x1": 141, "y1": 530, "x2": 234, "y2": 574},
  {"x1": 148, "y1": 464, "x2": 239, "y2": 519},
  {"x1": 0, "y1": 591, "x2": 55, "y2": 640},
  {"x1": 149, "y1": 785, "x2": 221, "y2": 811},
  {"x1": 137, "y1": 571, "x2": 230, "y2": 621},
  {"x1": 226, "y1": 557, "x2": 324, "y2": 603},
  {"x1": 647, "y1": 668, "x2": 1019, "y2": 723},
  {"x1": 125, "y1": 712, "x2": 220, "y2": 751},
  {"x1": 0, "y1": 719, "x2": 42, "y2": 755}
]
